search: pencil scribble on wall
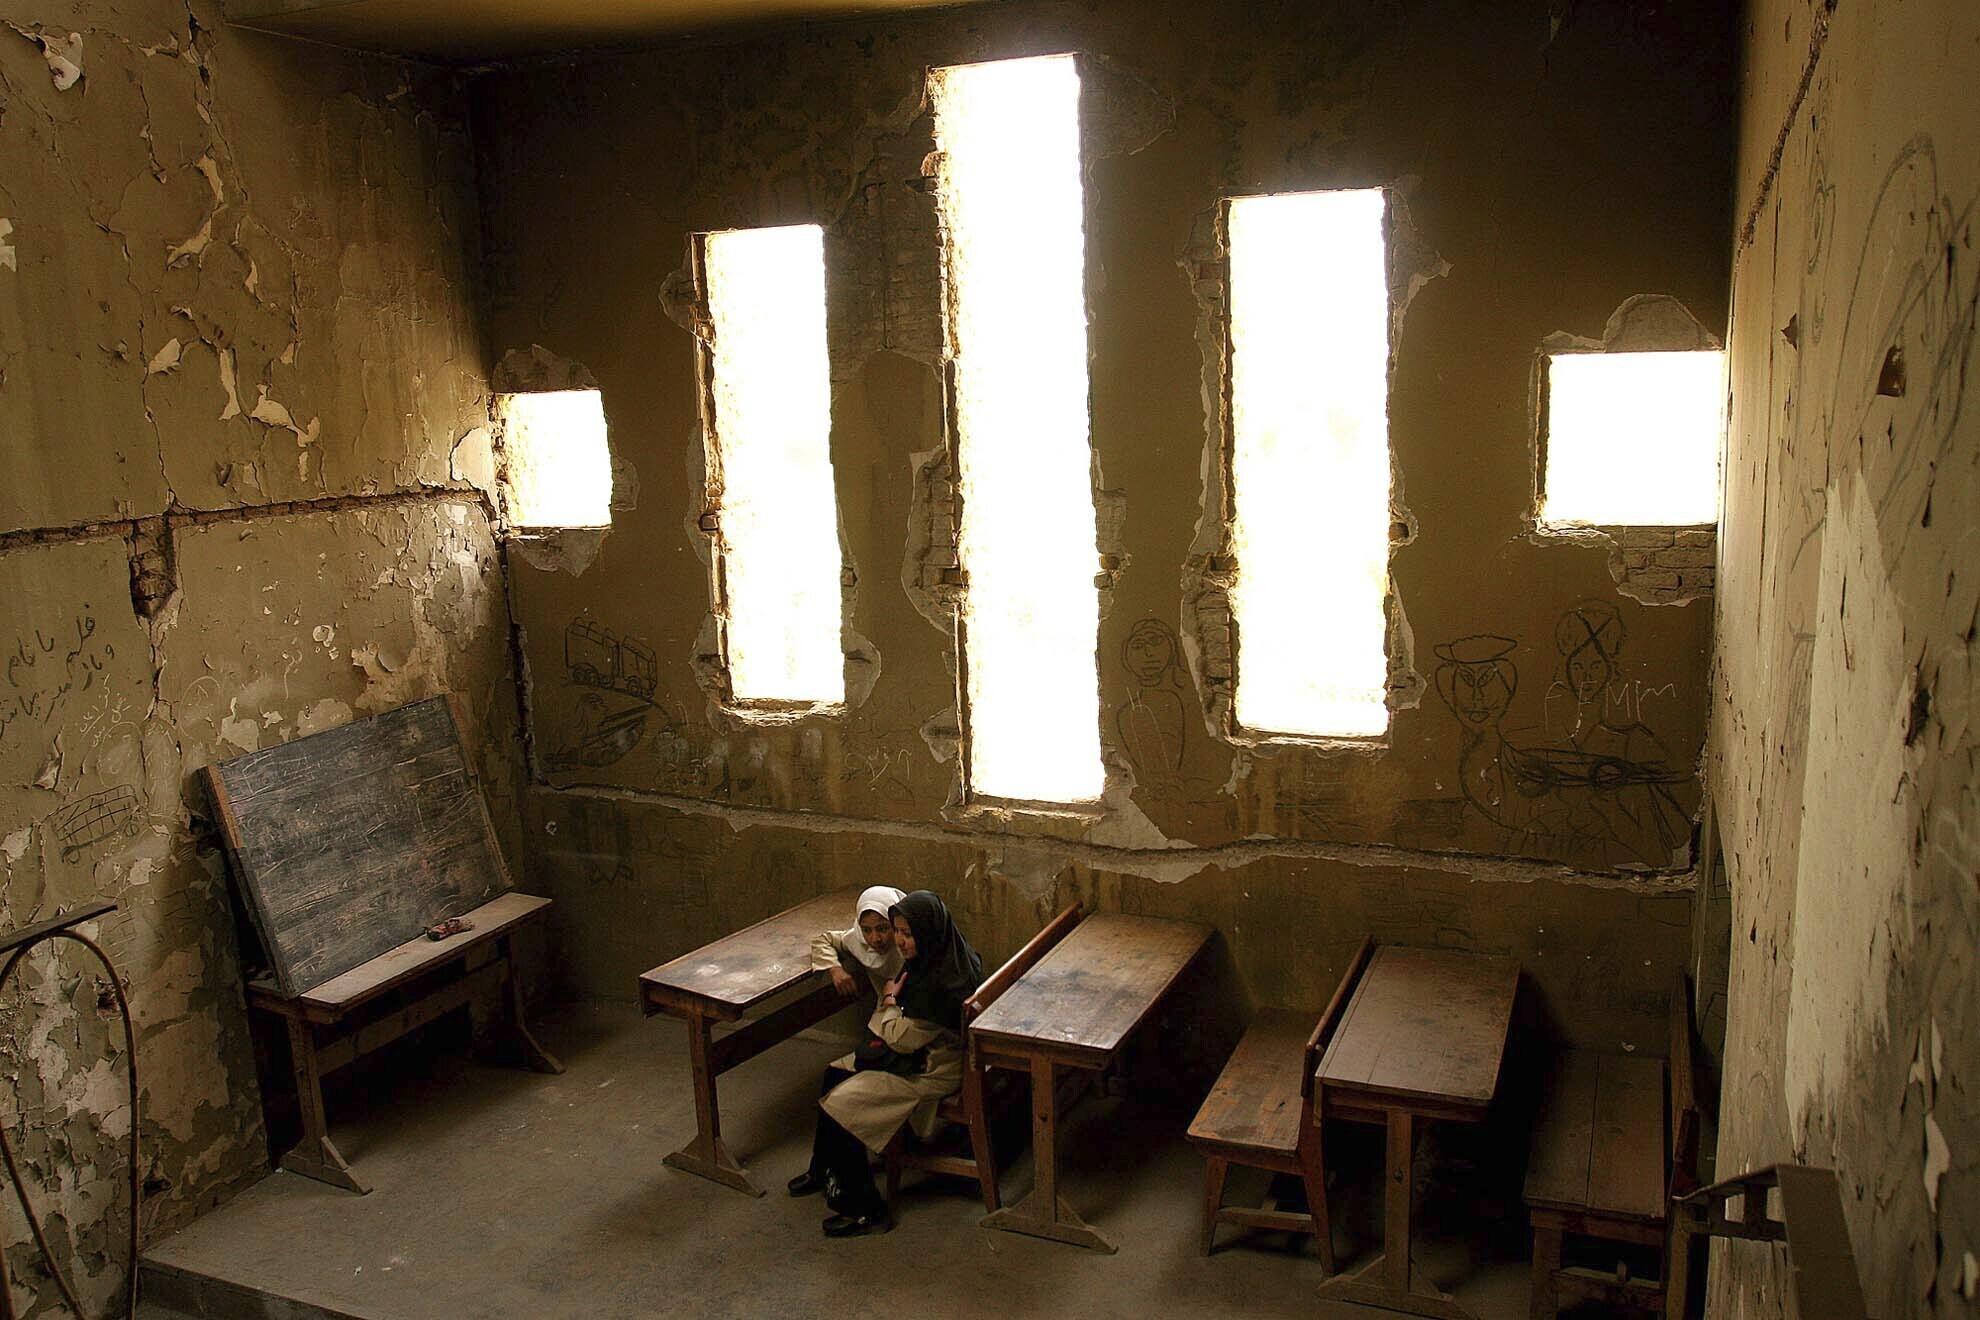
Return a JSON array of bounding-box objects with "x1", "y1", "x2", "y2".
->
[
  {"x1": 51, "y1": 786, "x2": 142, "y2": 862},
  {"x1": 1435, "y1": 618, "x2": 1691, "y2": 869},
  {"x1": 1114, "y1": 617, "x2": 1189, "y2": 790}
]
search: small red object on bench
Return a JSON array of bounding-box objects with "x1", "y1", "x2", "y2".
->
[{"x1": 426, "y1": 917, "x2": 474, "y2": 941}]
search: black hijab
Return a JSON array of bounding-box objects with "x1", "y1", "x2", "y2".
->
[{"x1": 891, "y1": 891, "x2": 984, "y2": 1031}]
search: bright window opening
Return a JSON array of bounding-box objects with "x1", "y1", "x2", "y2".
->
[
  {"x1": 1541, "y1": 349, "x2": 1726, "y2": 526},
  {"x1": 930, "y1": 54, "x2": 1104, "y2": 804},
  {"x1": 498, "y1": 389, "x2": 613, "y2": 529},
  {"x1": 1227, "y1": 188, "x2": 1393, "y2": 740},
  {"x1": 702, "y1": 223, "x2": 845, "y2": 706}
]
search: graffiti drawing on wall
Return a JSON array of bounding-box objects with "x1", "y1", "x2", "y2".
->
[
  {"x1": 545, "y1": 617, "x2": 662, "y2": 773},
  {"x1": 1435, "y1": 614, "x2": 1691, "y2": 868},
  {"x1": 52, "y1": 786, "x2": 142, "y2": 862},
  {"x1": 1114, "y1": 618, "x2": 1189, "y2": 789},
  {"x1": 566, "y1": 619, "x2": 656, "y2": 700},
  {"x1": 1, "y1": 612, "x2": 115, "y2": 751}
]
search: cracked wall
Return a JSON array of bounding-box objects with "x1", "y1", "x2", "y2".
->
[
  {"x1": 474, "y1": 0, "x2": 1734, "y2": 1054},
  {"x1": 1710, "y1": 0, "x2": 1980, "y2": 1313},
  {"x1": 0, "y1": 4, "x2": 520, "y2": 1313}
]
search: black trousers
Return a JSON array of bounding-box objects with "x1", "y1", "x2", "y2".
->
[{"x1": 808, "y1": 1065, "x2": 882, "y2": 1215}]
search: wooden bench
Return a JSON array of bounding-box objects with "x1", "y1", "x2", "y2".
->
[
  {"x1": 1525, "y1": 974, "x2": 1701, "y2": 1318},
  {"x1": 884, "y1": 902, "x2": 1084, "y2": 1214},
  {"x1": 1187, "y1": 936, "x2": 1372, "y2": 1268},
  {"x1": 205, "y1": 695, "x2": 561, "y2": 1195}
]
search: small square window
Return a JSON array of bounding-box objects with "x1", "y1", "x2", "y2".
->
[
  {"x1": 1540, "y1": 350, "x2": 1725, "y2": 528},
  {"x1": 497, "y1": 389, "x2": 613, "y2": 530}
]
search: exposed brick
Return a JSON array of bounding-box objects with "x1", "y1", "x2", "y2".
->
[
  {"x1": 1654, "y1": 547, "x2": 1716, "y2": 569},
  {"x1": 1631, "y1": 568, "x2": 1682, "y2": 589}
]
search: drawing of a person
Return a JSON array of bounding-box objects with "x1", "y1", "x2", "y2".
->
[
  {"x1": 1433, "y1": 635, "x2": 1526, "y2": 830},
  {"x1": 1115, "y1": 618, "x2": 1188, "y2": 786}
]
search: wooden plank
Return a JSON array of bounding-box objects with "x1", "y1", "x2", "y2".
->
[
  {"x1": 1776, "y1": 1165, "x2": 1869, "y2": 1319},
  {"x1": 969, "y1": 913, "x2": 1212, "y2": 1064},
  {"x1": 1317, "y1": 945, "x2": 1518, "y2": 1110},
  {"x1": 1524, "y1": 1050, "x2": 1599, "y2": 1211},
  {"x1": 638, "y1": 888, "x2": 859, "y2": 1015},
  {"x1": 204, "y1": 696, "x2": 513, "y2": 997},
  {"x1": 297, "y1": 892, "x2": 549, "y2": 1012},
  {"x1": 1187, "y1": 1008, "x2": 1312, "y2": 1155},
  {"x1": 1586, "y1": 1052, "x2": 1667, "y2": 1222},
  {"x1": 314, "y1": 957, "x2": 508, "y2": 1072}
]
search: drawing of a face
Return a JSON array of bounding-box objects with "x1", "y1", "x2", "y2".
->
[
  {"x1": 1556, "y1": 604, "x2": 1624, "y2": 705},
  {"x1": 1122, "y1": 619, "x2": 1178, "y2": 688},
  {"x1": 1434, "y1": 636, "x2": 1519, "y2": 729},
  {"x1": 1565, "y1": 644, "x2": 1612, "y2": 704}
]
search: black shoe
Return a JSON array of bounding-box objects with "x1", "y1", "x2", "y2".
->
[
  {"x1": 822, "y1": 1208, "x2": 892, "y2": 1238},
  {"x1": 787, "y1": 1170, "x2": 827, "y2": 1198}
]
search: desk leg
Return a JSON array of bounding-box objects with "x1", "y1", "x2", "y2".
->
[
  {"x1": 1315, "y1": 1111, "x2": 1471, "y2": 1319},
  {"x1": 663, "y1": 1008, "x2": 763, "y2": 1197},
  {"x1": 279, "y1": 1017, "x2": 368, "y2": 1195},
  {"x1": 499, "y1": 934, "x2": 563, "y2": 1075},
  {"x1": 980, "y1": 1056, "x2": 1115, "y2": 1253}
]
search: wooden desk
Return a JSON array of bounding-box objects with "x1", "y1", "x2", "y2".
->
[
  {"x1": 639, "y1": 887, "x2": 862, "y2": 1196},
  {"x1": 1315, "y1": 945, "x2": 1519, "y2": 1319},
  {"x1": 969, "y1": 912, "x2": 1213, "y2": 1253}
]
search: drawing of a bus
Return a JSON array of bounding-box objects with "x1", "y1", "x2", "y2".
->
[{"x1": 565, "y1": 620, "x2": 657, "y2": 700}]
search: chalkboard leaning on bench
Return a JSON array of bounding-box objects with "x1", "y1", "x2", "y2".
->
[{"x1": 202, "y1": 694, "x2": 561, "y2": 1195}]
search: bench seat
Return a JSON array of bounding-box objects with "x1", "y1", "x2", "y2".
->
[
  {"x1": 1527, "y1": 973, "x2": 1702, "y2": 1319},
  {"x1": 1185, "y1": 1009, "x2": 1311, "y2": 1158},
  {"x1": 1525, "y1": 1050, "x2": 1667, "y2": 1225}
]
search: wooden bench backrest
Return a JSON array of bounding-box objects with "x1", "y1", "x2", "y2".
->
[
  {"x1": 965, "y1": 902, "x2": 1085, "y2": 1025},
  {"x1": 1669, "y1": 970, "x2": 1702, "y2": 1199},
  {"x1": 1302, "y1": 936, "x2": 1376, "y2": 1101}
]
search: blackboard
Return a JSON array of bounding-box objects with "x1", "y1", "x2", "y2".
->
[{"x1": 203, "y1": 694, "x2": 511, "y2": 997}]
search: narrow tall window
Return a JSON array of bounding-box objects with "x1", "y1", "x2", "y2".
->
[
  {"x1": 699, "y1": 223, "x2": 845, "y2": 707},
  {"x1": 1540, "y1": 349, "x2": 1725, "y2": 527},
  {"x1": 931, "y1": 54, "x2": 1104, "y2": 804},
  {"x1": 1227, "y1": 188, "x2": 1393, "y2": 740},
  {"x1": 498, "y1": 390, "x2": 613, "y2": 530}
]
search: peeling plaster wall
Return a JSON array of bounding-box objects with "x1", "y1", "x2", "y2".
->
[
  {"x1": 0, "y1": 6, "x2": 520, "y2": 1313},
  {"x1": 475, "y1": 0, "x2": 1733, "y2": 1050},
  {"x1": 1711, "y1": 0, "x2": 1980, "y2": 1313}
]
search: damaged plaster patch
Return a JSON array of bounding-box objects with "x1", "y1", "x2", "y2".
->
[
  {"x1": 1784, "y1": 473, "x2": 1914, "y2": 1138},
  {"x1": 0, "y1": 219, "x2": 15, "y2": 272},
  {"x1": 147, "y1": 339, "x2": 183, "y2": 375},
  {"x1": 6, "y1": 24, "x2": 82, "y2": 90}
]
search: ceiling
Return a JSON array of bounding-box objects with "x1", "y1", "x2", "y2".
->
[{"x1": 225, "y1": 0, "x2": 994, "y2": 62}]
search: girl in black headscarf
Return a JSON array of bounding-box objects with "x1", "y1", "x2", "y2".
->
[{"x1": 799, "y1": 890, "x2": 984, "y2": 1237}]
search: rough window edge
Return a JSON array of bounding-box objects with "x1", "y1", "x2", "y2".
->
[
  {"x1": 1180, "y1": 185, "x2": 1440, "y2": 756},
  {"x1": 489, "y1": 346, "x2": 633, "y2": 578},
  {"x1": 663, "y1": 237, "x2": 876, "y2": 729},
  {"x1": 924, "y1": 53, "x2": 1125, "y2": 822},
  {"x1": 1526, "y1": 293, "x2": 1722, "y2": 607}
]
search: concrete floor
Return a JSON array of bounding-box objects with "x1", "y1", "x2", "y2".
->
[{"x1": 141, "y1": 1002, "x2": 1536, "y2": 1319}]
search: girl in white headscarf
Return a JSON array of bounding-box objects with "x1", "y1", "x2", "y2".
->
[
  {"x1": 791, "y1": 886, "x2": 907, "y2": 1201},
  {"x1": 807, "y1": 886, "x2": 906, "y2": 998}
]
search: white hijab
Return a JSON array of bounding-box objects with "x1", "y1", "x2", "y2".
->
[{"x1": 841, "y1": 885, "x2": 907, "y2": 975}]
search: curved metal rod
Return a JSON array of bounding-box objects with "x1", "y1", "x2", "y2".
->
[{"x1": 0, "y1": 929, "x2": 140, "y2": 1320}]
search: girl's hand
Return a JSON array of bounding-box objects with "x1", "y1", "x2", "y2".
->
[
  {"x1": 829, "y1": 966, "x2": 858, "y2": 997},
  {"x1": 882, "y1": 974, "x2": 905, "y2": 1004}
]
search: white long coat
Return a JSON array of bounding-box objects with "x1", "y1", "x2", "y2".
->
[{"x1": 819, "y1": 1004, "x2": 963, "y2": 1154}]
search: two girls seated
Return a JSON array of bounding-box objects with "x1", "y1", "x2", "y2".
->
[{"x1": 790, "y1": 886, "x2": 983, "y2": 1237}]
